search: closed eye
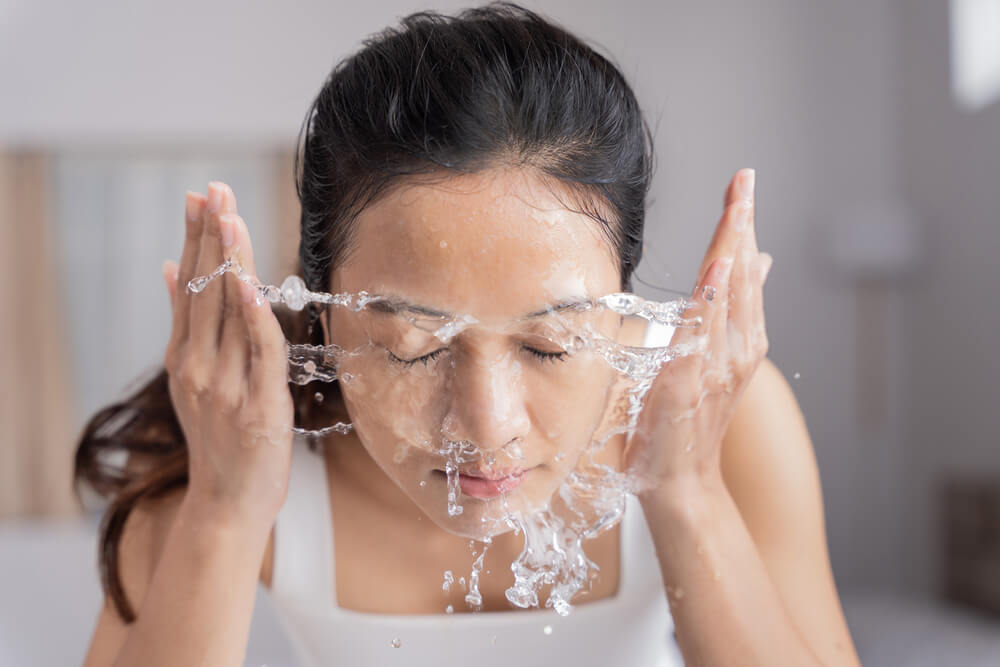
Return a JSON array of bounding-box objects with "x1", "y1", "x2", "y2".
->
[
  {"x1": 523, "y1": 347, "x2": 568, "y2": 363},
  {"x1": 388, "y1": 346, "x2": 568, "y2": 367},
  {"x1": 388, "y1": 348, "x2": 447, "y2": 366}
]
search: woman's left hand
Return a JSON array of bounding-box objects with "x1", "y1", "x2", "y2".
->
[{"x1": 623, "y1": 168, "x2": 773, "y2": 493}]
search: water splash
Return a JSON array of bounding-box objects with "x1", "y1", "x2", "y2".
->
[
  {"x1": 186, "y1": 257, "x2": 715, "y2": 616},
  {"x1": 464, "y1": 536, "x2": 491, "y2": 612}
]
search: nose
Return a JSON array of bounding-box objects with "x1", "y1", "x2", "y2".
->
[{"x1": 443, "y1": 349, "x2": 531, "y2": 454}]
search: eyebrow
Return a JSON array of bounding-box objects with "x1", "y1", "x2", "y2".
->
[{"x1": 365, "y1": 295, "x2": 594, "y2": 320}]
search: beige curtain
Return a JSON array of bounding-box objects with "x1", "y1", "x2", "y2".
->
[
  {"x1": 270, "y1": 150, "x2": 301, "y2": 278},
  {"x1": 0, "y1": 152, "x2": 79, "y2": 517}
]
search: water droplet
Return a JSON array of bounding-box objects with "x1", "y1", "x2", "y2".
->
[
  {"x1": 313, "y1": 391, "x2": 324, "y2": 404},
  {"x1": 186, "y1": 276, "x2": 210, "y2": 293},
  {"x1": 543, "y1": 625, "x2": 553, "y2": 635},
  {"x1": 280, "y1": 275, "x2": 308, "y2": 311},
  {"x1": 702, "y1": 285, "x2": 717, "y2": 302},
  {"x1": 793, "y1": 372, "x2": 801, "y2": 379},
  {"x1": 390, "y1": 637, "x2": 401, "y2": 648},
  {"x1": 445, "y1": 604, "x2": 454, "y2": 614},
  {"x1": 419, "y1": 480, "x2": 426, "y2": 488},
  {"x1": 440, "y1": 240, "x2": 448, "y2": 248},
  {"x1": 505, "y1": 441, "x2": 525, "y2": 461}
]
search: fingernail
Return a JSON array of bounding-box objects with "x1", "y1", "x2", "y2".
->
[
  {"x1": 223, "y1": 183, "x2": 235, "y2": 212},
  {"x1": 207, "y1": 182, "x2": 223, "y2": 213},
  {"x1": 219, "y1": 213, "x2": 235, "y2": 247},
  {"x1": 185, "y1": 192, "x2": 201, "y2": 222},
  {"x1": 742, "y1": 168, "x2": 756, "y2": 203}
]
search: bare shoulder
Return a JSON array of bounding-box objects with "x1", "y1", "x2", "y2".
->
[
  {"x1": 720, "y1": 355, "x2": 817, "y2": 516},
  {"x1": 718, "y1": 356, "x2": 860, "y2": 665},
  {"x1": 81, "y1": 488, "x2": 275, "y2": 666},
  {"x1": 718, "y1": 355, "x2": 824, "y2": 548}
]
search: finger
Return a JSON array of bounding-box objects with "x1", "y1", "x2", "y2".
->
[
  {"x1": 694, "y1": 198, "x2": 751, "y2": 291},
  {"x1": 727, "y1": 230, "x2": 754, "y2": 364},
  {"x1": 750, "y1": 252, "x2": 772, "y2": 338},
  {"x1": 707, "y1": 256, "x2": 734, "y2": 363},
  {"x1": 730, "y1": 166, "x2": 761, "y2": 355},
  {"x1": 189, "y1": 181, "x2": 237, "y2": 359},
  {"x1": 216, "y1": 272, "x2": 252, "y2": 407},
  {"x1": 162, "y1": 259, "x2": 180, "y2": 311},
  {"x1": 166, "y1": 193, "x2": 206, "y2": 361},
  {"x1": 696, "y1": 168, "x2": 755, "y2": 286},
  {"x1": 217, "y1": 212, "x2": 259, "y2": 389},
  {"x1": 669, "y1": 255, "x2": 731, "y2": 352},
  {"x1": 240, "y1": 279, "x2": 289, "y2": 401},
  {"x1": 743, "y1": 170, "x2": 759, "y2": 256},
  {"x1": 216, "y1": 185, "x2": 248, "y2": 322}
]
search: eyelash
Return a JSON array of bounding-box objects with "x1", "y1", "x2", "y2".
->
[{"x1": 388, "y1": 346, "x2": 569, "y2": 367}]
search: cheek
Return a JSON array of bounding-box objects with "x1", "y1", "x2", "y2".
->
[
  {"x1": 340, "y1": 375, "x2": 443, "y2": 455},
  {"x1": 526, "y1": 362, "x2": 618, "y2": 445}
]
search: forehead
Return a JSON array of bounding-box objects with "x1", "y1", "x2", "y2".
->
[{"x1": 333, "y1": 167, "x2": 620, "y2": 321}]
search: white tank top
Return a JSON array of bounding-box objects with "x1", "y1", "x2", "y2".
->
[{"x1": 263, "y1": 321, "x2": 684, "y2": 667}]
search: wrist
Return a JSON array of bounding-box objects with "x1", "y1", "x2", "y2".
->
[
  {"x1": 637, "y1": 469, "x2": 732, "y2": 525},
  {"x1": 178, "y1": 491, "x2": 275, "y2": 550}
]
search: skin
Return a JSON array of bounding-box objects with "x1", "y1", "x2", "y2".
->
[
  {"x1": 82, "y1": 167, "x2": 861, "y2": 667},
  {"x1": 324, "y1": 166, "x2": 625, "y2": 541}
]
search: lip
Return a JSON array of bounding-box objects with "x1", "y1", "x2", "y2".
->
[
  {"x1": 432, "y1": 467, "x2": 532, "y2": 500},
  {"x1": 458, "y1": 469, "x2": 528, "y2": 499}
]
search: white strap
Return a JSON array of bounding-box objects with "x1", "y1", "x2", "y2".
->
[
  {"x1": 271, "y1": 435, "x2": 336, "y2": 607},
  {"x1": 644, "y1": 319, "x2": 676, "y2": 347}
]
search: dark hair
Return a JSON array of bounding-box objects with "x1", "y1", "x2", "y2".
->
[{"x1": 73, "y1": 0, "x2": 655, "y2": 622}]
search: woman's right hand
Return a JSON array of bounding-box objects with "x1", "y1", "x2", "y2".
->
[{"x1": 161, "y1": 181, "x2": 294, "y2": 531}]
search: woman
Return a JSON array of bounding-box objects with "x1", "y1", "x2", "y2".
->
[{"x1": 77, "y1": 3, "x2": 860, "y2": 665}]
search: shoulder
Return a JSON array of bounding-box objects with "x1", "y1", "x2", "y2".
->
[
  {"x1": 718, "y1": 358, "x2": 859, "y2": 663},
  {"x1": 720, "y1": 356, "x2": 817, "y2": 504}
]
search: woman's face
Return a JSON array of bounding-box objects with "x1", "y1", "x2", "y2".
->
[{"x1": 327, "y1": 166, "x2": 624, "y2": 539}]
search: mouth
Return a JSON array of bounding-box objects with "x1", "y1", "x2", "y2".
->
[{"x1": 432, "y1": 467, "x2": 532, "y2": 500}]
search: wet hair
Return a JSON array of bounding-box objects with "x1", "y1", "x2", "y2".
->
[{"x1": 73, "y1": 0, "x2": 655, "y2": 622}]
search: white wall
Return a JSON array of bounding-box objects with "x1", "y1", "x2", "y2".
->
[
  {"x1": 897, "y1": 0, "x2": 1000, "y2": 595},
  {"x1": 1, "y1": 0, "x2": 914, "y2": 592}
]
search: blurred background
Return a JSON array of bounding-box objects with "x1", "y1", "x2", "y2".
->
[{"x1": 1, "y1": 0, "x2": 998, "y2": 664}]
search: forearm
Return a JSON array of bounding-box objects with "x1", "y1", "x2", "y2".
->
[
  {"x1": 113, "y1": 495, "x2": 271, "y2": 667},
  {"x1": 640, "y1": 473, "x2": 825, "y2": 667}
]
